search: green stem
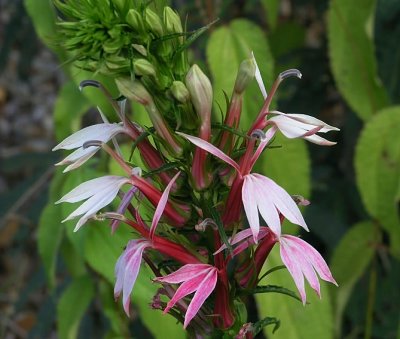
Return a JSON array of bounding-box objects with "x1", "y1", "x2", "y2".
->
[{"x1": 364, "y1": 255, "x2": 377, "y2": 339}]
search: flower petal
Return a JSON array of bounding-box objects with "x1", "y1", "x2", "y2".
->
[
  {"x1": 52, "y1": 123, "x2": 125, "y2": 150},
  {"x1": 242, "y1": 176, "x2": 260, "y2": 242},
  {"x1": 154, "y1": 264, "x2": 212, "y2": 284},
  {"x1": 252, "y1": 52, "x2": 267, "y2": 100},
  {"x1": 149, "y1": 171, "x2": 181, "y2": 240},
  {"x1": 183, "y1": 268, "x2": 218, "y2": 328},
  {"x1": 177, "y1": 132, "x2": 240, "y2": 172}
]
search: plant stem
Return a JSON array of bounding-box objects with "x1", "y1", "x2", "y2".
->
[{"x1": 364, "y1": 256, "x2": 377, "y2": 339}]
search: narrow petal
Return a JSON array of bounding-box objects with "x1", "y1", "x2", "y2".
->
[
  {"x1": 252, "y1": 52, "x2": 267, "y2": 100},
  {"x1": 122, "y1": 241, "x2": 150, "y2": 315},
  {"x1": 149, "y1": 171, "x2": 181, "y2": 239},
  {"x1": 56, "y1": 176, "x2": 127, "y2": 204},
  {"x1": 177, "y1": 132, "x2": 240, "y2": 172},
  {"x1": 183, "y1": 268, "x2": 218, "y2": 328},
  {"x1": 154, "y1": 264, "x2": 211, "y2": 284},
  {"x1": 242, "y1": 176, "x2": 260, "y2": 242},
  {"x1": 304, "y1": 134, "x2": 337, "y2": 146},
  {"x1": 283, "y1": 235, "x2": 337, "y2": 285},
  {"x1": 277, "y1": 113, "x2": 340, "y2": 132},
  {"x1": 52, "y1": 123, "x2": 125, "y2": 150},
  {"x1": 55, "y1": 146, "x2": 98, "y2": 167},
  {"x1": 253, "y1": 174, "x2": 308, "y2": 232},
  {"x1": 279, "y1": 238, "x2": 306, "y2": 304}
]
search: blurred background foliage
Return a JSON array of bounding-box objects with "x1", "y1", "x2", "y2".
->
[{"x1": 1, "y1": 0, "x2": 399, "y2": 338}]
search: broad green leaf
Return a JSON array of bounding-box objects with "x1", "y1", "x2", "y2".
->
[
  {"x1": 37, "y1": 170, "x2": 66, "y2": 287},
  {"x1": 57, "y1": 276, "x2": 95, "y2": 339},
  {"x1": 207, "y1": 19, "x2": 274, "y2": 128},
  {"x1": 38, "y1": 204, "x2": 64, "y2": 288},
  {"x1": 256, "y1": 248, "x2": 334, "y2": 339},
  {"x1": 328, "y1": 0, "x2": 389, "y2": 120},
  {"x1": 24, "y1": 0, "x2": 57, "y2": 45},
  {"x1": 329, "y1": 221, "x2": 377, "y2": 338},
  {"x1": 355, "y1": 106, "x2": 400, "y2": 258},
  {"x1": 261, "y1": 0, "x2": 280, "y2": 31},
  {"x1": 54, "y1": 81, "x2": 91, "y2": 141}
]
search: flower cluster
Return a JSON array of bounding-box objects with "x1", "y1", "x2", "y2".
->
[{"x1": 53, "y1": 3, "x2": 339, "y2": 337}]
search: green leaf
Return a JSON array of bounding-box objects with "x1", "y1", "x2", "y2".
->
[
  {"x1": 53, "y1": 81, "x2": 91, "y2": 141},
  {"x1": 261, "y1": 0, "x2": 280, "y2": 31},
  {"x1": 255, "y1": 248, "x2": 334, "y2": 339},
  {"x1": 252, "y1": 316, "x2": 280, "y2": 336},
  {"x1": 329, "y1": 221, "x2": 377, "y2": 338},
  {"x1": 37, "y1": 170, "x2": 66, "y2": 287},
  {"x1": 328, "y1": 0, "x2": 389, "y2": 120},
  {"x1": 57, "y1": 276, "x2": 95, "y2": 339},
  {"x1": 207, "y1": 19, "x2": 274, "y2": 127},
  {"x1": 24, "y1": 0, "x2": 57, "y2": 45},
  {"x1": 355, "y1": 106, "x2": 400, "y2": 258},
  {"x1": 245, "y1": 284, "x2": 302, "y2": 303}
]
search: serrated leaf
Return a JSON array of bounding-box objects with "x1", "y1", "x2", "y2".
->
[
  {"x1": 329, "y1": 221, "x2": 377, "y2": 338},
  {"x1": 355, "y1": 106, "x2": 400, "y2": 258},
  {"x1": 253, "y1": 316, "x2": 280, "y2": 336},
  {"x1": 328, "y1": 0, "x2": 389, "y2": 120},
  {"x1": 54, "y1": 81, "x2": 91, "y2": 141},
  {"x1": 246, "y1": 284, "x2": 302, "y2": 303},
  {"x1": 57, "y1": 276, "x2": 95, "y2": 339},
  {"x1": 207, "y1": 19, "x2": 274, "y2": 127},
  {"x1": 256, "y1": 248, "x2": 334, "y2": 339}
]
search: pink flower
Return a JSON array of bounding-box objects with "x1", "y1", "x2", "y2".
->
[
  {"x1": 114, "y1": 239, "x2": 152, "y2": 315},
  {"x1": 177, "y1": 132, "x2": 307, "y2": 241},
  {"x1": 216, "y1": 227, "x2": 337, "y2": 304},
  {"x1": 154, "y1": 264, "x2": 218, "y2": 328},
  {"x1": 53, "y1": 123, "x2": 126, "y2": 172}
]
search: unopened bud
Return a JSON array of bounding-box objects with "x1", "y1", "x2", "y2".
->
[
  {"x1": 126, "y1": 9, "x2": 145, "y2": 32},
  {"x1": 145, "y1": 8, "x2": 164, "y2": 36},
  {"x1": 186, "y1": 64, "x2": 213, "y2": 117},
  {"x1": 132, "y1": 44, "x2": 147, "y2": 56},
  {"x1": 134, "y1": 59, "x2": 156, "y2": 76},
  {"x1": 112, "y1": 0, "x2": 127, "y2": 13},
  {"x1": 164, "y1": 6, "x2": 182, "y2": 34},
  {"x1": 234, "y1": 58, "x2": 256, "y2": 94},
  {"x1": 115, "y1": 77, "x2": 152, "y2": 105},
  {"x1": 171, "y1": 81, "x2": 189, "y2": 103}
]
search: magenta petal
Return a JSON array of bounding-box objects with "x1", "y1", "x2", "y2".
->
[
  {"x1": 183, "y1": 268, "x2": 218, "y2": 328},
  {"x1": 154, "y1": 264, "x2": 211, "y2": 284},
  {"x1": 149, "y1": 171, "x2": 181, "y2": 239},
  {"x1": 163, "y1": 271, "x2": 210, "y2": 314},
  {"x1": 177, "y1": 132, "x2": 240, "y2": 172}
]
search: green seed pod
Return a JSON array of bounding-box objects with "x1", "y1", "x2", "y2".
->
[
  {"x1": 164, "y1": 6, "x2": 182, "y2": 34},
  {"x1": 145, "y1": 8, "x2": 164, "y2": 36},
  {"x1": 233, "y1": 58, "x2": 256, "y2": 94},
  {"x1": 134, "y1": 59, "x2": 156, "y2": 76},
  {"x1": 171, "y1": 81, "x2": 189, "y2": 103},
  {"x1": 126, "y1": 9, "x2": 145, "y2": 32}
]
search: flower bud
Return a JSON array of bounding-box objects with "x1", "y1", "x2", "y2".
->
[
  {"x1": 145, "y1": 8, "x2": 164, "y2": 36},
  {"x1": 126, "y1": 9, "x2": 145, "y2": 32},
  {"x1": 115, "y1": 77, "x2": 152, "y2": 105},
  {"x1": 171, "y1": 81, "x2": 189, "y2": 103},
  {"x1": 112, "y1": 0, "x2": 128, "y2": 13},
  {"x1": 233, "y1": 58, "x2": 256, "y2": 94},
  {"x1": 134, "y1": 59, "x2": 156, "y2": 76},
  {"x1": 185, "y1": 64, "x2": 213, "y2": 118},
  {"x1": 164, "y1": 6, "x2": 182, "y2": 34}
]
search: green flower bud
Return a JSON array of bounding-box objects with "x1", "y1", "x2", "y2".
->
[
  {"x1": 233, "y1": 58, "x2": 256, "y2": 94},
  {"x1": 116, "y1": 77, "x2": 152, "y2": 105},
  {"x1": 103, "y1": 39, "x2": 123, "y2": 54},
  {"x1": 171, "y1": 81, "x2": 189, "y2": 103},
  {"x1": 145, "y1": 8, "x2": 164, "y2": 36},
  {"x1": 112, "y1": 0, "x2": 128, "y2": 13},
  {"x1": 126, "y1": 9, "x2": 145, "y2": 32},
  {"x1": 132, "y1": 44, "x2": 147, "y2": 56},
  {"x1": 134, "y1": 59, "x2": 156, "y2": 76},
  {"x1": 164, "y1": 6, "x2": 182, "y2": 34},
  {"x1": 185, "y1": 64, "x2": 213, "y2": 117}
]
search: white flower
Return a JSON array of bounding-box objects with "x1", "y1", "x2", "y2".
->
[
  {"x1": 53, "y1": 123, "x2": 126, "y2": 172},
  {"x1": 56, "y1": 175, "x2": 130, "y2": 231}
]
